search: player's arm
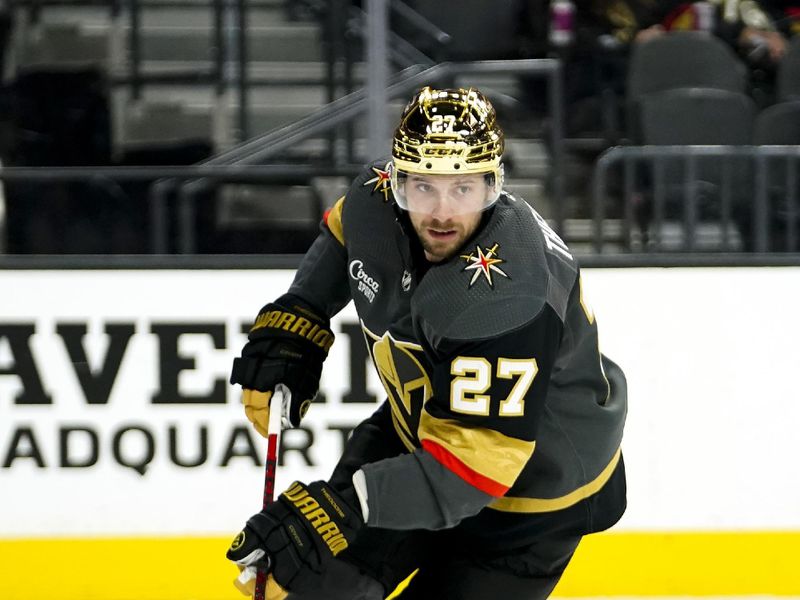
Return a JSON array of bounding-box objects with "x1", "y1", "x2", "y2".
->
[
  {"x1": 224, "y1": 310, "x2": 563, "y2": 595},
  {"x1": 356, "y1": 305, "x2": 563, "y2": 530},
  {"x1": 231, "y1": 196, "x2": 351, "y2": 433},
  {"x1": 287, "y1": 195, "x2": 351, "y2": 317}
]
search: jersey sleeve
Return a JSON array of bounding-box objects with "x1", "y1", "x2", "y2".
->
[
  {"x1": 357, "y1": 306, "x2": 563, "y2": 530},
  {"x1": 287, "y1": 196, "x2": 351, "y2": 318}
]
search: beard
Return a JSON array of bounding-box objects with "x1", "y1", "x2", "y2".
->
[{"x1": 414, "y1": 218, "x2": 469, "y2": 262}]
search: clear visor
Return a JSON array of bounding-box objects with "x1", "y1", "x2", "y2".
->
[{"x1": 390, "y1": 164, "x2": 504, "y2": 216}]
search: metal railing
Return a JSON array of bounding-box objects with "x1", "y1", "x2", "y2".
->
[
  {"x1": 0, "y1": 164, "x2": 362, "y2": 254},
  {"x1": 6, "y1": 1, "x2": 569, "y2": 256},
  {"x1": 1, "y1": 161, "x2": 799, "y2": 268},
  {"x1": 592, "y1": 145, "x2": 800, "y2": 253},
  {"x1": 183, "y1": 59, "x2": 565, "y2": 256}
]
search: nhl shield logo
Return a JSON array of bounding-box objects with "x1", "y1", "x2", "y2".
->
[{"x1": 401, "y1": 270, "x2": 412, "y2": 292}]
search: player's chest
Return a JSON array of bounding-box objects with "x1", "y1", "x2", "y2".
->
[
  {"x1": 358, "y1": 309, "x2": 431, "y2": 451},
  {"x1": 346, "y1": 248, "x2": 433, "y2": 449}
]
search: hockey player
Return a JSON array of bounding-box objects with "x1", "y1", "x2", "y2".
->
[{"x1": 226, "y1": 87, "x2": 628, "y2": 600}]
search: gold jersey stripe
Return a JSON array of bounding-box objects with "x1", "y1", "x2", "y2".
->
[
  {"x1": 325, "y1": 196, "x2": 345, "y2": 245},
  {"x1": 489, "y1": 447, "x2": 621, "y2": 513},
  {"x1": 418, "y1": 411, "x2": 535, "y2": 488}
]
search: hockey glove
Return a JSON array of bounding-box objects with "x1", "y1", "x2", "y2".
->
[
  {"x1": 226, "y1": 481, "x2": 363, "y2": 594},
  {"x1": 231, "y1": 294, "x2": 334, "y2": 430}
]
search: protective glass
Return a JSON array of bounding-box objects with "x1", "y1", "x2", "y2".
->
[{"x1": 390, "y1": 164, "x2": 504, "y2": 216}]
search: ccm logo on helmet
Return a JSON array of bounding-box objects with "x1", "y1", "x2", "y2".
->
[
  {"x1": 422, "y1": 147, "x2": 463, "y2": 157},
  {"x1": 349, "y1": 260, "x2": 380, "y2": 303}
]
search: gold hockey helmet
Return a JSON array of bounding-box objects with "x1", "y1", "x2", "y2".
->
[{"x1": 390, "y1": 87, "x2": 505, "y2": 212}]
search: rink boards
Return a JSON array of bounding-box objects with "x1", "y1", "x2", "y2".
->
[{"x1": 1, "y1": 267, "x2": 798, "y2": 598}]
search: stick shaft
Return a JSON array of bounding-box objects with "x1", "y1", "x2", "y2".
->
[
  {"x1": 263, "y1": 432, "x2": 279, "y2": 508},
  {"x1": 254, "y1": 387, "x2": 286, "y2": 600}
]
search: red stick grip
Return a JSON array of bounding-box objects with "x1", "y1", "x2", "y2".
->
[
  {"x1": 254, "y1": 390, "x2": 288, "y2": 600},
  {"x1": 254, "y1": 411, "x2": 281, "y2": 600}
]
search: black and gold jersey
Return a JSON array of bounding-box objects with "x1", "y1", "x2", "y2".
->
[{"x1": 288, "y1": 158, "x2": 627, "y2": 545}]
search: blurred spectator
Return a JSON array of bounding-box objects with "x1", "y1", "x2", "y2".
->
[
  {"x1": 586, "y1": 0, "x2": 672, "y2": 46},
  {"x1": 756, "y1": 0, "x2": 800, "y2": 37},
  {"x1": 627, "y1": 1, "x2": 789, "y2": 104},
  {"x1": 715, "y1": 1, "x2": 787, "y2": 65},
  {"x1": 588, "y1": 1, "x2": 787, "y2": 60},
  {"x1": 548, "y1": 0, "x2": 792, "y2": 138},
  {"x1": 532, "y1": 0, "x2": 682, "y2": 139}
]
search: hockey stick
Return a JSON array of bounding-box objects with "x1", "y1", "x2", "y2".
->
[
  {"x1": 254, "y1": 383, "x2": 288, "y2": 600},
  {"x1": 235, "y1": 385, "x2": 288, "y2": 599}
]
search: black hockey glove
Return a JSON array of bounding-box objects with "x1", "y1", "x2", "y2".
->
[
  {"x1": 226, "y1": 481, "x2": 363, "y2": 594},
  {"x1": 231, "y1": 294, "x2": 334, "y2": 429}
]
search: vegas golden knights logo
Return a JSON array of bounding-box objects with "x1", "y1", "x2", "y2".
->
[{"x1": 362, "y1": 325, "x2": 432, "y2": 451}]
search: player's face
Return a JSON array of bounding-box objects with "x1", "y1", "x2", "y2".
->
[{"x1": 405, "y1": 173, "x2": 486, "y2": 262}]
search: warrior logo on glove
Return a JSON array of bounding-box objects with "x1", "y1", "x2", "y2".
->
[
  {"x1": 231, "y1": 294, "x2": 335, "y2": 430},
  {"x1": 250, "y1": 307, "x2": 334, "y2": 353},
  {"x1": 283, "y1": 482, "x2": 350, "y2": 556},
  {"x1": 226, "y1": 481, "x2": 363, "y2": 594}
]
